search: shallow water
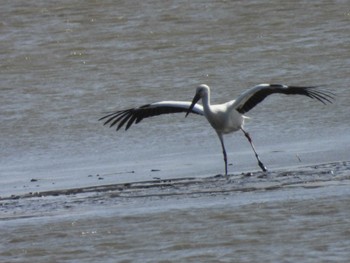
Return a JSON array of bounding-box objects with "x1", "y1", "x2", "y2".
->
[
  {"x1": 4, "y1": 194, "x2": 350, "y2": 262},
  {"x1": 1, "y1": 0, "x2": 350, "y2": 262}
]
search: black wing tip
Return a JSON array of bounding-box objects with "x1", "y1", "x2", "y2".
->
[
  {"x1": 97, "y1": 109, "x2": 133, "y2": 130},
  {"x1": 98, "y1": 114, "x2": 111, "y2": 122},
  {"x1": 99, "y1": 104, "x2": 157, "y2": 131},
  {"x1": 98, "y1": 103, "x2": 203, "y2": 132},
  {"x1": 237, "y1": 84, "x2": 335, "y2": 114},
  {"x1": 277, "y1": 84, "x2": 335, "y2": 104},
  {"x1": 304, "y1": 86, "x2": 335, "y2": 104}
]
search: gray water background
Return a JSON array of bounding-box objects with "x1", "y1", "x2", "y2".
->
[{"x1": 1, "y1": 0, "x2": 350, "y2": 262}]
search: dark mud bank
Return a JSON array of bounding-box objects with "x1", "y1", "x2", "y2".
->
[{"x1": 2, "y1": 161, "x2": 349, "y2": 201}]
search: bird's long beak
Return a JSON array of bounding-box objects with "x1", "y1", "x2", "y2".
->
[{"x1": 186, "y1": 93, "x2": 201, "y2": 117}]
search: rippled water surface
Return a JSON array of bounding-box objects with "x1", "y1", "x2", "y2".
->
[{"x1": 1, "y1": 0, "x2": 350, "y2": 262}]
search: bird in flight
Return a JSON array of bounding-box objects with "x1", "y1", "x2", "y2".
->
[{"x1": 99, "y1": 83, "x2": 334, "y2": 176}]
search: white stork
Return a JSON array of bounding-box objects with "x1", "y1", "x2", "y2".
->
[{"x1": 99, "y1": 84, "x2": 334, "y2": 175}]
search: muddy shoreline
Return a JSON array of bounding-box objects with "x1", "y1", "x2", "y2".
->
[{"x1": 2, "y1": 160, "x2": 349, "y2": 202}]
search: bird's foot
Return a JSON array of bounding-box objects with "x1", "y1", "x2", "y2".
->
[{"x1": 258, "y1": 161, "x2": 268, "y2": 172}]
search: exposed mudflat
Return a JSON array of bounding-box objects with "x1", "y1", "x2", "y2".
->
[{"x1": 1, "y1": 161, "x2": 349, "y2": 220}]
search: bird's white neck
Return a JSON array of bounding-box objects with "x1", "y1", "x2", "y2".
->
[{"x1": 201, "y1": 91, "x2": 212, "y2": 113}]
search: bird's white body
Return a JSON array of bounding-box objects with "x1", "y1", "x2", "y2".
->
[
  {"x1": 100, "y1": 83, "x2": 334, "y2": 175},
  {"x1": 197, "y1": 86, "x2": 245, "y2": 134},
  {"x1": 213, "y1": 104, "x2": 246, "y2": 134}
]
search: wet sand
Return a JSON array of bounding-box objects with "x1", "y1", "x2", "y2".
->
[{"x1": 1, "y1": 160, "x2": 349, "y2": 219}]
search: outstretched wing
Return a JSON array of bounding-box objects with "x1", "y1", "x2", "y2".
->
[
  {"x1": 99, "y1": 101, "x2": 204, "y2": 131},
  {"x1": 234, "y1": 84, "x2": 335, "y2": 114}
]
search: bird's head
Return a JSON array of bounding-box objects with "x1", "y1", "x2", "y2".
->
[{"x1": 186, "y1": 84, "x2": 209, "y2": 117}]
